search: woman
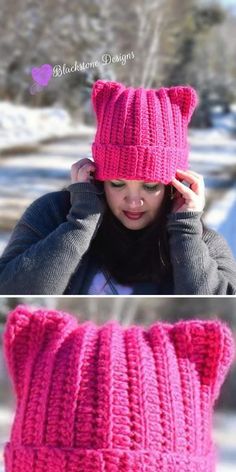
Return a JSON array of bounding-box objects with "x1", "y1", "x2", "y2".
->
[{"x1": 0, "y1": 80, "x2": 235, "y2": 294}]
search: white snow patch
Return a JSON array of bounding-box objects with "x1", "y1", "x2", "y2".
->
[
  {"x1": 205, "y1": 185, "x2": 236, "y2": 229},
  {"x1": 0, "y1": 101, "x2": 94, "y2": 152}
]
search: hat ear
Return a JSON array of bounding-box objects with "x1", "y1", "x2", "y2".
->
[
  {"x1": 3, "y1": 305, "x2": 77, "y2": 400},
  {"x1": 91, "y1": 80, "x2": 107, "y2": 109},
  {"x1": 169, "y1": 85, "x2": 199, "y2": 123},
  {"x1": 91, "y1": 80, "x2": 125, "y2": 115},
  {"x1": 172, "y1": 320, "x2": 235, "y2": 403}
]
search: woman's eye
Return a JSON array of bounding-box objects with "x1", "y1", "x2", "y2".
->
[
  {"x1": 144, "y1": 184, "x2": 160, "y2": 191},
  {"x1": 109, "y1": 182, "x2": 160, "y2": 190},
  {"x1": 110, "y1": 182, "x2": 125, "y2": 188}
]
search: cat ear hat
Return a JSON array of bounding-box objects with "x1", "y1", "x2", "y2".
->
[
  {"x1": 91, "y1": 80, "x2": 199, "y2": 184},
  {"x1": 3, "y1": 305, "x2": 235, "y2": 472}
]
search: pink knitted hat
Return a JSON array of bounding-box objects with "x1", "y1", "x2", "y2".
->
[
  {"x1": 3, "y1": 306, "x2": 235, "y2": 472},
  {"x1": 91, "y1": 80, "x2": 199, "y2": 184}
]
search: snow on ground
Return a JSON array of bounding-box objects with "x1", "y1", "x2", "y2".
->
[
  {"x1": 214, "y1": 412, "x2": 236, "y2": 472},
  {"x1": 0, "y1": 103, "x2": 235, "y2": 257},
  {"x1": 0, "y1": 100, "x2": 94, "y2": 152},
  {"x1": 188, "y1": 110, "x2": 236, "y2": 257},
  {"x1": 205, "y1": 182, "x2": 236, "y2": 254}
]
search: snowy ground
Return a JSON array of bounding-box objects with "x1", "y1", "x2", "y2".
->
[
  {"x1": 0, "y1": 407, "x2": 235, "y2": 472},
  {"x1": 0, "y1": 102, "x2": 235, "y2": 257},
  {"x1": 0, "y1": 100, "x2": 94, "y2": 152},
  {"x1": 189, "y1": 110, "x2": 236, "y2": 258}
]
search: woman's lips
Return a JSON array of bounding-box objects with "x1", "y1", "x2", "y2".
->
[{"x1": 123, "y1": 211, "x2": 145, "y2": 220}]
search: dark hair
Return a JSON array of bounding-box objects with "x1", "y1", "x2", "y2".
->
[{"x1": 89, "y1": 182, "x2": 173, "y2": 285}]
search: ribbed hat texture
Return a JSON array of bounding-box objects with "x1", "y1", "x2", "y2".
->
[
  {"x1": 3, "y1": 306, "x2": 235, "y2": 472},
  {"x1": 91, "y1": 80, "x2": 199, "y2": 184}
]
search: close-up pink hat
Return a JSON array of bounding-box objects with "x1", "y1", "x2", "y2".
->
[
  {"x1": 3, "y1": 305, "x2": 235, "y2": 472},
  {"x1": 91, "y1": 80, "x2": 199, "y2": 184}
]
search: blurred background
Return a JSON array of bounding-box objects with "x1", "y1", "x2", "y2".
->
[
  {"x1": 0, "y1": 0, "x2": 236, "y2": 257},
  {"x1": 0, "y1": 296, "x2": 236, "y2": 471}
]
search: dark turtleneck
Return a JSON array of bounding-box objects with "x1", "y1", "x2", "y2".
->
[{"x1": 89, "y1": 205, "x2": 171, "y2": 285}]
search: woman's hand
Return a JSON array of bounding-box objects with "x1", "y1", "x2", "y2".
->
[
  {"x1": 71, "y1": 158, "x2": 96, "y2": 183},
  {"x1": 170, "y1": 169, "x2": 206, "y2": 213}
]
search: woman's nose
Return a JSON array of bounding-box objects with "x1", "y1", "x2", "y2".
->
[{"x1": 125, "y1": 195, "x2": 144, "y2": 207}]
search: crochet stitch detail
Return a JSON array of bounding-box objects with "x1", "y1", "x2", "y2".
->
[
  {"x1": 91, "y1": 80, "x2": 199, "y2": 184},
  {"x1": 3, "y1": 305, "x2": 235, "y2": 472}
]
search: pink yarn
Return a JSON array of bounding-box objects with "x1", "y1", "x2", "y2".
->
[
  {"x1": 3, "y1": 305, "x2": 235, "y2": 472},
  {"x1": 91, "y1": 80, "x2": 199, "y2": 184}
]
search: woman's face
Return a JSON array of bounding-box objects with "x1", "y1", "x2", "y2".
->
[{"x1": 104, "y1": 179, "x2": 166, "y2": 230}]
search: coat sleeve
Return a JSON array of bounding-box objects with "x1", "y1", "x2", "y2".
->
[
  {"x1": 167, "y1": 211, "x2": 236, "y2": 295},
  {"x1": 0, "y1": 183, "x2": 105, "y2": 295}
]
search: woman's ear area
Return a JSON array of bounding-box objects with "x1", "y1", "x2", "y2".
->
[{"x1": 93, "y1": 178, "x2": 105, "y2": 194}]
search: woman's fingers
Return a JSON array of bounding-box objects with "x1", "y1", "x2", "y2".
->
[
  {"x1": 174, "y1": 169, "x2": 205, "y2": 196},
  {"x1": 176, "y1": 169, "x2": 204, "y2": 183},
  {"x1": 177, "y1": 169, "x2": 201, "y2": 177},
  {"x1": 171, "y1": 169, "x2": 205, "y2": 213},
  {"x1": 71, "y1": 158, "x2": 96, "y2": 183},
  {"x1": 171, "y1": 178, "x2": 195, "y2": 198}
]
